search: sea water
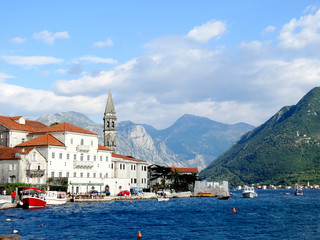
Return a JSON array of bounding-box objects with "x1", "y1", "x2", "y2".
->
[{"x1": 1, "y1": 190, "x2": 320, "y2": 239}]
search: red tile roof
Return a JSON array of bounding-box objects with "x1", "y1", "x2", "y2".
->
[
  {"x1": 34, "y1": 122, "x2": 98, "y2": 135},
  {"x1": 0, "y1": 116, "x2": 47, "y2": 132},
  {"x1": 16, "y1": 134, "x2": 65, "y2": 147},
  {"x1": 0, "y1": 146, "x2": 20, "y2": 160},
  {"x1": 98, "y1": 145, "x2": 112, "y2": 151},
  {"x1": 0, "y1": 146, "x2": 34, "y2": 160},
  {"x1": 112, "y1": 153, "x2": 145, "y2": 163},
  {"x1": 167, "y1": 167, "x2": 199, "y2": 173}
]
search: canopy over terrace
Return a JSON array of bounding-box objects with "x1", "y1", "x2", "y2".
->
[{"x1": 69, "y1": 182, "x2": 105, "y2": 194}]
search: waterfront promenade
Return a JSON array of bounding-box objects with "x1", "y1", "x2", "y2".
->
[{"x1": 0, "y1": 191, "x2": 193, "y2": 210}]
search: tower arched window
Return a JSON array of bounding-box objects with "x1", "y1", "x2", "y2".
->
[
  {"x1": 107, "y1": 121, "x2": 110, "y2": 128},
  {"x1": 112, "y1": 121, "x2": 114, "y2": 128}
]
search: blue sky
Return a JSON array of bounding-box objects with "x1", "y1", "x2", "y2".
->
[{"x1": 1, "y1": 1, "x2": 320, "y2": 129}]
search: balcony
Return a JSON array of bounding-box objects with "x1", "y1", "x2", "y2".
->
[
  {"x1": 26, "y1": 169, "x2": 45, "y2": 177},
  {"x1": 76, "y1": 145, "x2": 90, "y2": 152},
  {"x1": 73, "y1": 160, "x2": 94, "y2": 169}
]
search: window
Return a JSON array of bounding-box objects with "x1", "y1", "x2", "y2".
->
[
  {"x1": 100, "y1": 173, "x2": 102, "y2": 178},
  {"x1": 105, "y1": 173, "x2": 108, "y2": 178},
  {"x1": 38, "y1": 165, "x2": 40, "y2": 170},
  {"x1": 93, "y1": 173, "x2": 96, "y2": 178},
  {"x1": 32, "y1": 152, "x2": 37, "y2": 161},
  {"x1": 97, "y1": 164, "x2": 99, "y2": 168},
  {"x1": 131, "y1": 178, "x2": 133, "y2": 184},
  {"x1": 71, "y1": 138, "x2": 73, "y2": 144},
  {"x1": 25, "y1": 177, "x2": 29, "y2": 183},
  {"x1": 112, "y1": 121, "x2": 114, "y2": 128},
  {"x1": 100, "y1": 156, "x2": 102, "y2": 161},
  {"x1": 51, "y1": 172, "x2": 54, "y2": 177},
  {"x1": 66, "y1": 172, "x2": 69, "y2": 177},
  {"x1": 67, "y1": 153, "x2": 70, "y2": 160},
  {"x1": 144, "y1": 166, "x2": 147, "y2": 171},
  {"x1": 59, "y1": 153, "x2": 62, "y2": 159},
  {"x1": 123, "y1": 164, "x2": 125, "y2": 170},
  {"x1": 87, "y1": 155, "x2": 90, "y2": 161},
  {"x1": 106, "y1": 156, "x2": 108, "y2": 162},
  {"x1": 65, "y1": 162, "x2": 66, "y2": 166},
  {"x1": 120, "y1": 164, "x2": 122, "y2": 170},
  {"x1": 94, "y1": 156, "x2": 96, "y2": 161},
  {"x1": 142, "y1": 166, "x2": 143, "y2": 171},
  {"x1": 134, "y1": 178, "x2": 137, "y2": 183},
  {"x1": 9, "y1": 164, "x2": 16, "y2": 171},
  {"x1": 80, "y1": 153, "x2": 84, "y2": 161},
  {"x1": 80, "y1": 173, "x2": 83, "y2": 177},
  {"x1": 111, "y1": 163, "x2": 113, "y2": 169},
  {"x1": 74, "y1": 154, "x2": 77, "y2": 160},
  {"x1": 91, "y1": 141, "x2": 93, "y2": 146},
  {"x1": 107, "y1": 121, "x2": 110, "y2": 128},
  {"x1": 80, "y1": 139, "x2": 84, "y2": 145},
  {"x1": 59, "y1": 172, "x2": 62, "y2": 177},
  {"x1": 52, "y1": 152, "x2": 55, "y2": 159},
  {"x1": 37, "y1": 178, "x2": 41, "y2": 184},
  {"x1": 50, "y1": 161, "x2": 51, "y2": 165},
  {"x1": 73, "y1": 172, "x2": 76, "y2": 177},
  {"x1": 87, "y1": 173, "x2": 90, "y2": 178}
]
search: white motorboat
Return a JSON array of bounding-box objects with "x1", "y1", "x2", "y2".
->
[
  {"x1": 157, "y1": 197, "x2": 169, "y2": 202},
  {"x1": 46, "y1": 191, "x2": 67, "y2": 205},
  {"x1": 242, "y1": 187, "x2": 258, "y2": 198},
  {"x1": 294, "y1": 186, "x2": 303, "y2": 196}
]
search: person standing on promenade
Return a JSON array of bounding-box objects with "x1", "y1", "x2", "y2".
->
[{"x1": 11, "y1": 191, "x2": 16, "y2": 203}]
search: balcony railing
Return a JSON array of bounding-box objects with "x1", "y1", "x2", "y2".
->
[
  {"x1": 76, "y1": 145, "x2": 90, "y2": 152},
  {"x1": 73, "y1": 160, "x2": 94, "y2": 169},
  {"x1": 26, "y1": 169, "x2": 45, "y2": 177}
]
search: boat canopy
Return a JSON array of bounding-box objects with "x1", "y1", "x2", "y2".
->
[{"x1": 22, "y1": 187, "x2": 46, "y2": 193}]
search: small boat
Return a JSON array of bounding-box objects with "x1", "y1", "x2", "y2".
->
[
  {"x1": 283, "y1": 192, "x2": 290, "y2": 195},
  {"x1": 197, "y1": 192, "x2": 213, "y2": 197},
  {"x1": 242, "y1": 187, "x2": 258, "y2": 198},
  {"x1": 294, "y1": 186, "x2": 303, "y2": 196},
  {"x1": 21, "y1": 187, "x2": 46, "y2": 209},
  {"x1": 0, "y1": 199, "x2": 6, "y2": 208},
  {"x1": 217, "y1": 195, "x2": 231, "y2": 200},
  {"x1": 46, "y1": 191, "x2": 67, "y2": 205},
  {"x1": 157, "y1": 197, "x2": 169, "y2": 202}
]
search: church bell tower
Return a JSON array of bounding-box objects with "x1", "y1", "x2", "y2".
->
[{"x1": 104, "y1": 90, "x2": 117, "y2": 152}]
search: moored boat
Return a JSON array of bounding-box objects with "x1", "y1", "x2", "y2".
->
[
  {"x1": 157, "y1": 197, "x2": 169, "y2": 202},
  {"x1": 197, "y1": 192, "x2": 213, "y2": 197},
  {"x1": 46, "y1": 191, "x2": 67, "y2": 205},
  {"x1": 294, "y1": 186, "x2": 303, "y2": 196},
  {"x1": 21, "y1": 187, "x2": 46, "y2": 209},
  {"x1": 242, "y1": 187, "x2": 258, "y2": 198},
  {"x1": 217, "y1": 195, "x2": 231, "y2": 200}
]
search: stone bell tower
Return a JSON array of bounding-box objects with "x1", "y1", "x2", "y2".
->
[{"x1": 103, "y1": 90, "x2": 117, "y2": 152}]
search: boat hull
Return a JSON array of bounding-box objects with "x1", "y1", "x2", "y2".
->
[
  {"x1": 22, "y1": 197, "x2": 46, "y2": 209},
  {"x1": 157, "y1": 198, "x2": 169, "y2": 202},
  {"x1": 242, "y1": 192, "x2": 258, "y2": 198},
  {"x1": 46, "y1": 198, "x2": 67, "y2": 205}
]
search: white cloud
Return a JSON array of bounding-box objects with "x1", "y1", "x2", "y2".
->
[
  {"x1": 0, "y1": 82, "x2": 106, "y2": 117},
  {"x1": 262, "y1": 25, "x2": 276, "y2": 35},
  {"x1": 278, "y1": 9, "x2": 320, "y2": 49},
  {"x1": 187, "y1": 20, "x2": 226, "y2": 43},
  {"x1": 10, "y1": 37, "x2": 26, "y2": 44},
  {"x1": 93, "y1": 38, "x2": 114, "y2": 48},
  {"x1": 33, "y1": 30, "x2": 70, "y2": 45},
  {"x1": 0, "y1": 55, "x2": 63, "y2": 66},
  {"x1": 0, "y1": 72, "x2": 14, "y2": 82},
  {"x1": 77, "y1": 56, "x2": 118, "y2": 64},
  {"x1": 239, "y1": 41, "x2": 272, "y2": 58}
]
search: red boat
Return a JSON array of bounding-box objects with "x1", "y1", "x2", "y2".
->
[{"x1": 21, "y1": 187, "x2": 47, "y2": 209}]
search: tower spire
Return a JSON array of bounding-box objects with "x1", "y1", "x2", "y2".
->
[{"x1": 103, "y1": 90, "x2": 117, "y2": 152}]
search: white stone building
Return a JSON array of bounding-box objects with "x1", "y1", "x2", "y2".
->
[{"x1": 0, "y1": 115, "x2": 149, "y2": 196}]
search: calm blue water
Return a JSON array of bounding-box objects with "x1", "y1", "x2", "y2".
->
[{"x1": 1, "y1": 190, "x2": 320, "y2": 239}]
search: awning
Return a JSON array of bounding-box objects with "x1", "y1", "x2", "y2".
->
[
  {"x1": 70, "y1": 183, "x2": 104, "y2": 186},
  {"x1": 130, "y1": 187, "x2": 142, "y2": 189}
]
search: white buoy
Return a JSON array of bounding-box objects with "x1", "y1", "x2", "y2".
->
[{"x1": 13, "y1": 230, "x2": 18, "y2": 233}]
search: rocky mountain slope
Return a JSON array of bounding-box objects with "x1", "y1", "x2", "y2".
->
[
  {"x1": 200, "y1": 87, "x2": 320, "y2": 187},
  {"x1": 37, "y1": 112, "x2": 254, "y2": 170}
]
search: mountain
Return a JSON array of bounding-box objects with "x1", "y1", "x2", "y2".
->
[
  {"x1": 200, "y1": 87, "x2": 320, "y2": 187},
  {"x1": 37, "y1": 113, "x2": 254, "y2": 170}
]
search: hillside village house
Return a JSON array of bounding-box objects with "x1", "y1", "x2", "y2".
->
[{"x1": 0, "y1": 92, "x2": 148, "y2": 195}]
